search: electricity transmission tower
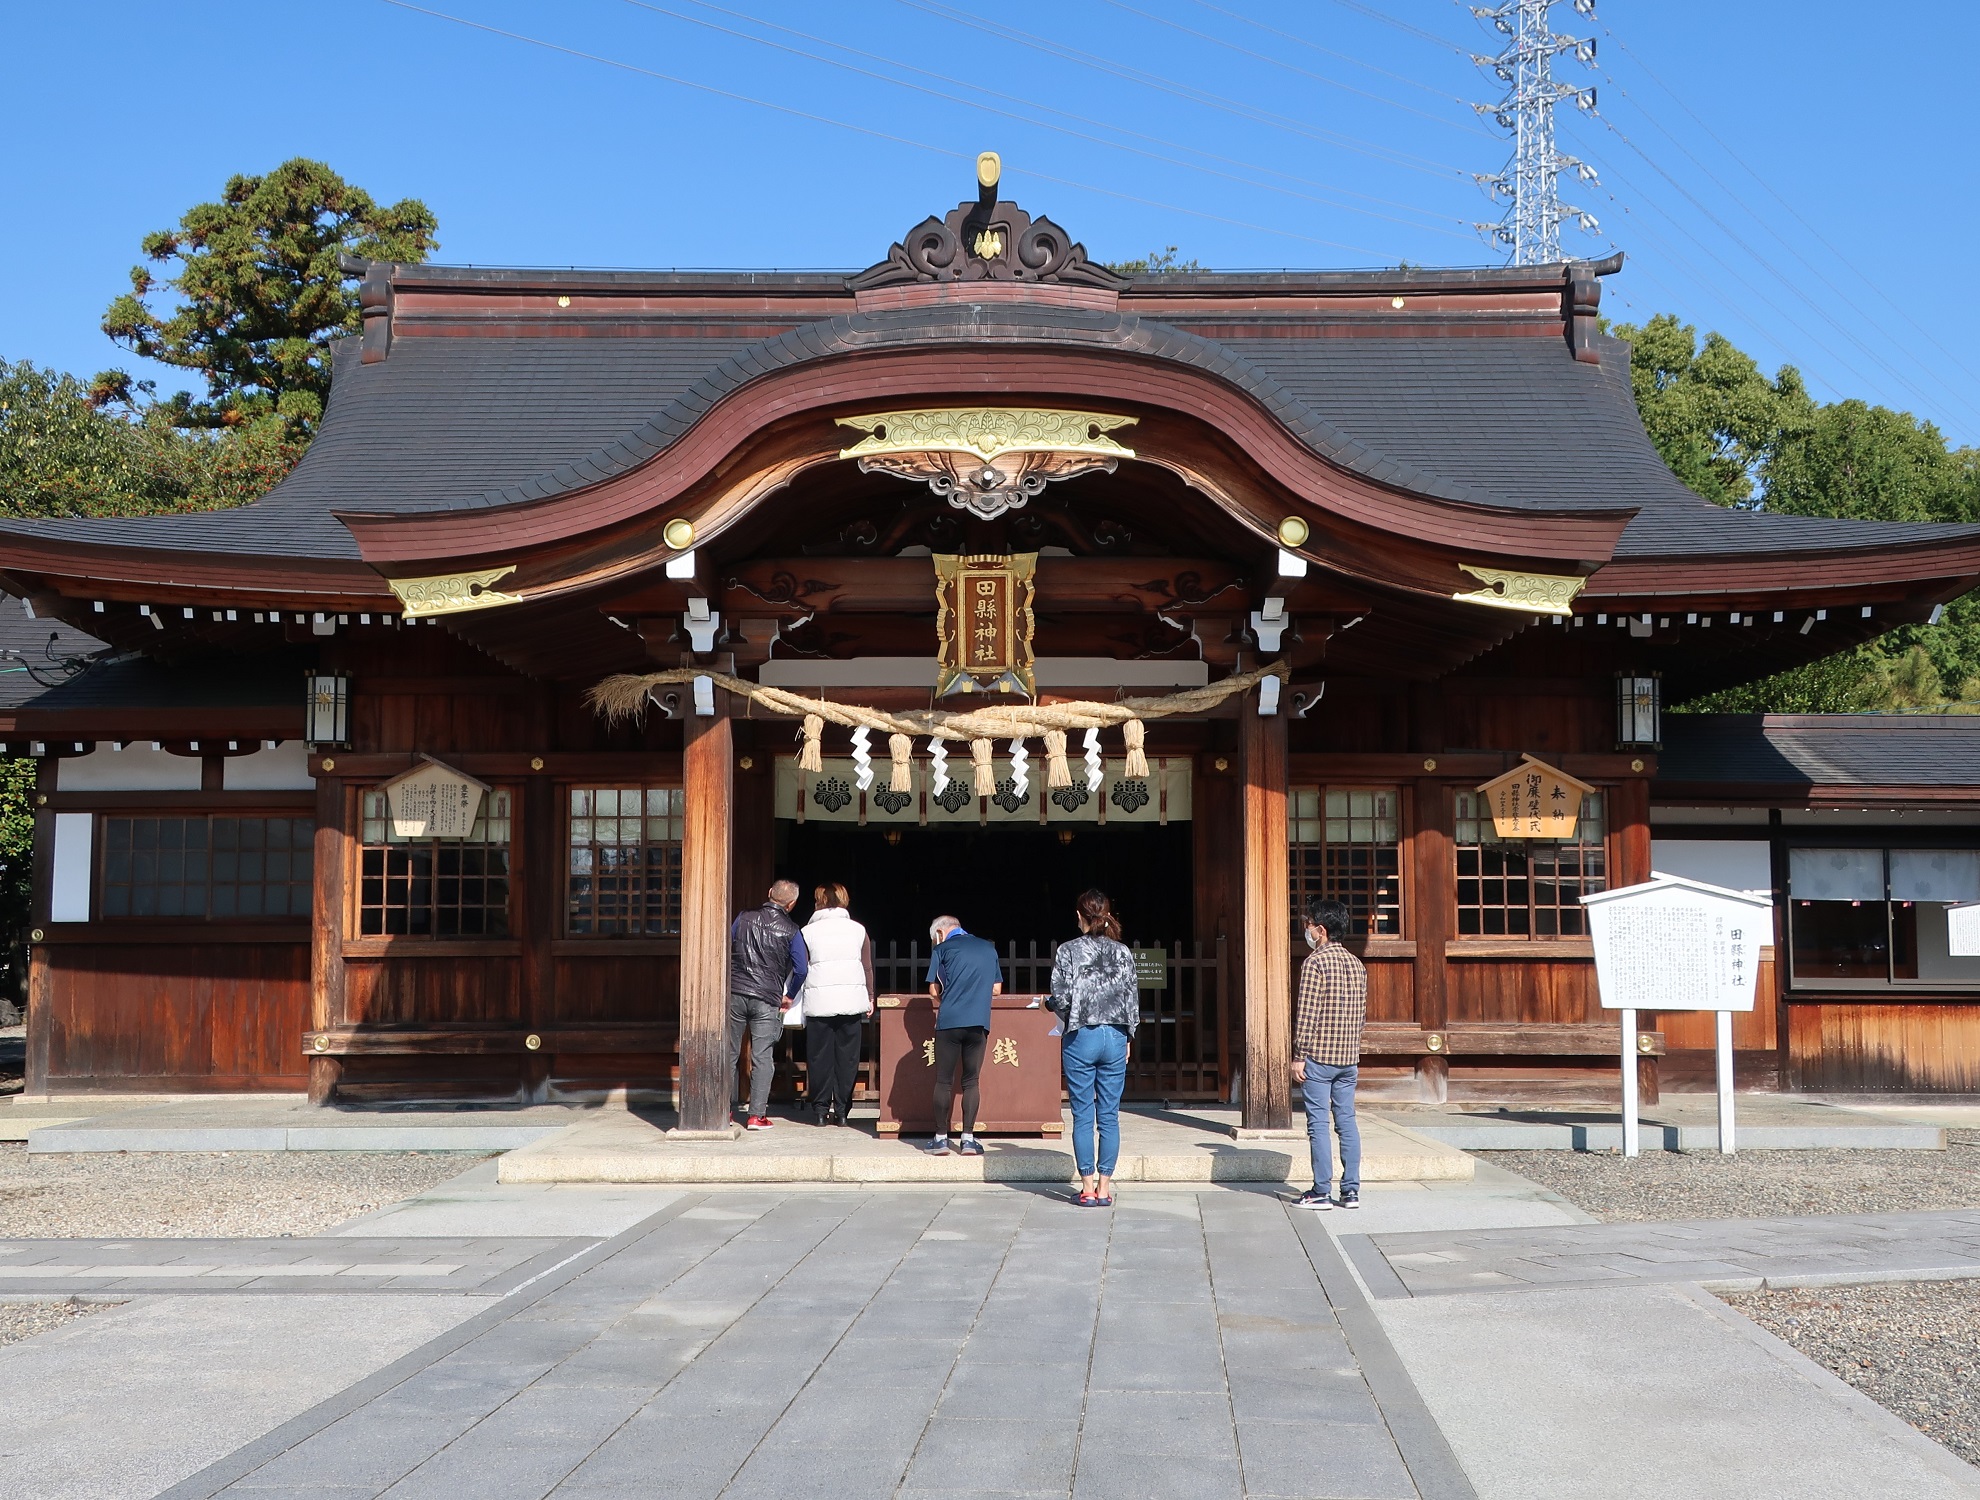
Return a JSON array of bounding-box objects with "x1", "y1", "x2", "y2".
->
[{"x1": 1471, "y1": 0, "x2": 1601, "y2": 265}]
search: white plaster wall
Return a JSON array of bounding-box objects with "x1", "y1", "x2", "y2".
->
[
  {"x1": 57, "y1": 743, "x2": 202, "y2": 791},
  {"x1": 50, "y1": 812, "x2": 92, "y2": 921},
  {"x1": 222, "y1": 740, "x2": 315, "y2": 790},
  {"x1": 1650, "y1": 838, "x2": 1773, "y2": 894}
]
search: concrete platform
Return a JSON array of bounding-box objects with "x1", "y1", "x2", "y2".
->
[
  {"x1": 1370, "y1": 1097, "x2": 1947, "y2": 1152},
  {"x1": 5, "y1": 1097, "x2": 580, "y2": 1154},
  {"x1": 495, "y1": 1103, "x2": 1475, "y2": 1185}
]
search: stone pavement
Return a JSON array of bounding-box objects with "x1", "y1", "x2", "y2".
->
[
  {"x1": 0, "y1": 1236, "x2": 586, "y2": 1296},
  {"x1": 1371, "y1": 1097, "x2": 1944, "y2": 1151},
  {"x1": 1345, "y1": 1206, "x2": 1980, "y2": 1298},
  {"x1": 140, "y1": 1188, "x2": 1468, "y2": 1500}
]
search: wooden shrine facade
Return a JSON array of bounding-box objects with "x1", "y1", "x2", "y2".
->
[{"x1": 7, "y1": 168, "x2": 1980, "y2": 1117}]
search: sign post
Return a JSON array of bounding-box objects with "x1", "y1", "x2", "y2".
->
[{"x1": 1583, "y1": 874, "x2": 1772, "y2": 1157}]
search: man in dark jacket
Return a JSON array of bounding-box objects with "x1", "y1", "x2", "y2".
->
[{"x1": 728, "y1": 880, "x2": 807, "y2": 1129}]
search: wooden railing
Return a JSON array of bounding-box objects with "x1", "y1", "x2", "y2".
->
[{"x1": 851, "y1": 937, "x2": 1228, "y2": 1101}]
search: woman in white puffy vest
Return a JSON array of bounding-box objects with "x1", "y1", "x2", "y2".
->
[{"x1": 796, "y1": 882, "x2": 875, "y2": 1126}]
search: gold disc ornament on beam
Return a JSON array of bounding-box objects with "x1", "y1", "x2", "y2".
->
[{"x1": 934, "y1": 553, "x2": 1037, "y2": 698}]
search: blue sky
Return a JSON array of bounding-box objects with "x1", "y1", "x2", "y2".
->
[{"x1": 7, "y1": 1, "x2": 1978, "y2": 443}]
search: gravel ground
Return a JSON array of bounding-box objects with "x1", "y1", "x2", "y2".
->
[
  {"x1": 0, "y1": 1299, "x2": 118, "y2": 1349},
  {"x1": 1480, "y1": 1130, "x2": 1980, "y2": 1222},
  {"x1": 1725, "y1": 1280, "x2": 1980, "y2": 1467},
  {"x1": 0, "y1": 1145, "x2": 489, "y2": 1238}
]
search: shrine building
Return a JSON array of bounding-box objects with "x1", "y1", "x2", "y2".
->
[{"x1": 7, "y1": 158, "x2": 1980, "y2": 1125}]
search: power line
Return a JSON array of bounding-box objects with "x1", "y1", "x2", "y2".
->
[
  {"x1": 621, "y1": 0, "x2": 1479, "y2": 238},
  {"x1": 1324, "y1": 0, "x2": 1474, "y2": 57},
  {"x1": 374, "y1": 0, "x2": 1406, "y2": 258},
  {"x1": 1185, "y1": 0, "x2": 1480, "y2": 105},
  {"x1": 1090, "y1": 0, "x2": 1493, "y2": 135},
  {"x1": 888, "y1": 0, "x2": 1473, "y2": 183}
]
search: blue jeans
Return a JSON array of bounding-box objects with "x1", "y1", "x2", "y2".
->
[
  {"x1": 1062, "y1": 1025, "x2": 1129, "y2": 1177},
  {"x1": 1301, "y1": 1062, "x2": 1360, "y2": 1193}
]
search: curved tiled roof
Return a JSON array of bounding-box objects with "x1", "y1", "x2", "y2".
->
[{"x1": 2, "y1": 297, "x2": 1974, "y2": 564}]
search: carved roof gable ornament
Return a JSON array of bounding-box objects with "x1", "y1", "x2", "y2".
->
[
  {"x1": 838, "y1": 407, "x2": 1138, "y2": 521},
  {"x1": 848, "y1": 152, "x2": 1130, "y2": 292}
]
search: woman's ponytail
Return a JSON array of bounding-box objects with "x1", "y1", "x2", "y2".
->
[{"x1": 1076, "y1": 888, "x2": 1122, "y2": 943}]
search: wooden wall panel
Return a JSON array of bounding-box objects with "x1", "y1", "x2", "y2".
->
[
  {"x1": 342, "y1": 958, "x2": 521, "y2": 1026},
  {"x1": 39, "y1": 943, "x2": 308, "y2": 1090},
  {"x1": 1447, "y1": 958, "x2": 1599, "y2": 1024},
  {"x1": 554, "y1": 955, "x2": 680, "y2": 1024},
  {"x1": 1787, "y1": 1001, "x2": 1980, "y2": 1092},
  {"x1": 1364, "y1": 959, "x2": 1416, "y2": 1023}
]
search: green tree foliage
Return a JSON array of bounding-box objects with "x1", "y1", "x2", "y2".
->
[
  {"x1": 1105, "y1": 246, "x2": 1204, "y2": 274},
  {"x1": 102, "y1": 158, "x2": 437, "y2": 432},
  {"x1": 0, "y1": 360, "x2": 309, "y2": 519},
  {"x1": 1614, "y1": 316, "x2": 1980, "y2": 713},
  {"x1": 0, "y1": 758, "x2": 31, "y2": 1015}
]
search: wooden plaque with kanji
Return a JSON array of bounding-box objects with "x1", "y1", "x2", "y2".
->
[
  {"x1": 933, "y1": 552, "x2": 1037, "y2": 697},
  {"x1": 1477, "y1": 754, "x2": 1596, "y2": 840}
]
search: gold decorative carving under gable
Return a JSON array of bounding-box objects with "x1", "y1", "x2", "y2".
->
[
  {"x1": 840, "y1": 409, "x2": 1137, "y2": 522},
  {"x1": 837, "y1": 408, "x2": 1137, "y2": 463},
  {"x1": 388, "y1": 566, "x2": 522, "y2": 619},
  {"x1": 1452, "y1": 564, "x2": 1586, "y2": 616}
]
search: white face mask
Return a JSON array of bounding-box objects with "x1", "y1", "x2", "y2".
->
[{"x1": 1305, "y1": 927, "x2": 1324, "y2": 950}]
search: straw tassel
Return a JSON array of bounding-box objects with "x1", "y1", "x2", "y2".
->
[
  {"x1": 1123, "y1": 718, "x2": 1149, "y2": 778},
  {"x1": 799, "y1": 713, "x2": 824, "y2": 772},
  {"x1": 887, "y1": 733, "x2": 913, "y2": 793},
  {"x1": 970, "y1": 738, "x2": 996, "y2": 797},
  {"x1": 1043, "y1": 729, "x2": 1072, "y2": 788}
]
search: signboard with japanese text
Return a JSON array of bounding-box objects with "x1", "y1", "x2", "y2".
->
[
  {"x1": 933, "y1": 553, "x2": 1037, "y2": 698},
  {"x1": 380, "y1": 757, "x2": 489, "y2": 840},
  {"x1": 1477, "y1": 754, "x2": 1595, "y2": 840},
  {"x1": 1582, "y1": 874, "x2": 1773, "y2": 1012}
]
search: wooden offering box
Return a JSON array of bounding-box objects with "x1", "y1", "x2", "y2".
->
[{"x1": 875, "y1": 994, "x2": 1064, "y2": 1136}]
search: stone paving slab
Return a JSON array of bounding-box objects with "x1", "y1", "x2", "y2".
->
[
  {"x1": 498, "y1": 1105, "x2": 1472, "y2": 1185},
  {"x1": 149, "y1": 1189, "x2": 1470, "y2": 1500},
  {"x1": 1352, "y1": 1207, "x2": 1980, "y2": 1298},
  {"x1": 0, "y1": 1236, "x2": 591, "y2": 1295}
]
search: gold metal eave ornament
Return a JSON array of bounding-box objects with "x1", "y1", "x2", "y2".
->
[
  {"x1": 388, "y1": 566, "x2": 524, "y2": 619},
  {"x1": 836, "y1": 408, "x2": 1137, "y2": 463},
  {"x1": 1451, "y1": 564, "x2": 1586, "y2": 616}
]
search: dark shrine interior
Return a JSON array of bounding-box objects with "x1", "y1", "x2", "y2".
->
[{"x1": 774, "y1": 821, "x2": 1196, "y2": 962}]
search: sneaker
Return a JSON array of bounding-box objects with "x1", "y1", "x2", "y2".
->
[
  {"x1": 957, "y1": 1137, "x2": 984, "y2": 1157},
  {"x1": 923, "y1": 1135, "x2": 952, "y2": 1156},
  {"x1": 744, "y1": 1115, "x2": 774, "y2": 1130},
  {"x1": 1296, "y1": 1188, "x2": 1334, "y2": 1210},
  {"x1": 1339, "y1": 1187, "x2": 1360, "y2": 1210}
]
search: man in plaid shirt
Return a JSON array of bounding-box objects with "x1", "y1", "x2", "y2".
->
[{"x1": 1293, "y1": 898, "x2": 1366, "y2": 1210}]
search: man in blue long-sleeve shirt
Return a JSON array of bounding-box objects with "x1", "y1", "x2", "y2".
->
[{"x1": 727, "y1": 880, "x2": 807, "y2": 1129}]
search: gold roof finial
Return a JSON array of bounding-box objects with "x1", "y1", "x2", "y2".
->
[{"x1": 976, "y1": 151, "x2": 1001, "y2": 190}]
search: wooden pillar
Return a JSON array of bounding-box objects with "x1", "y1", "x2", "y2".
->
[
  {"x1": 1613, "y1": 771, "x2": 1657, "y2": 1103},
  {"x1": 308, "y1": 777, "x2": 347, "y2": 1105},
  {"x1": 1411, "y1": 779, "x2": 1454, "y2": 1103},
  {"x1": 678, "y1": 703, "x2": 734, "y2": 1131},
  {"x1": 1240, "y1": 701, "x2": 1291, "y2": 1131},
  {"x1": 23, "y1": 759, "x2": 55, "y2": 1095},
  {"x1": 521, "y1": 764, "x2": 557, "y2": 1101}
]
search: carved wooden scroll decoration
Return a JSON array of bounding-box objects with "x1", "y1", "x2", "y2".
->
[{"x1": 839, "y1": 408, "x2": 1137, "y2": 522}]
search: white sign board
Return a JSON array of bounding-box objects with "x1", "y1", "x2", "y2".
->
[
  {"x1": 1949, "y1": 903, "x2": 1980, "y2": 957},
  {"x1": 382, "y1": 759, "x2": 488, "y2": 840},
  {"x1": 1583, "y1": 874, "x2": 1772, "y2": 1013}
]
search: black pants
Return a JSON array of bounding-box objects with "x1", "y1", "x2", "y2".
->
[
  {"x1": 805, "y1": 1014, "x2": 862, "y2": 1117},
  {"x1": 931, "y1": 1026, "x2": 988, "y2": 1136}
]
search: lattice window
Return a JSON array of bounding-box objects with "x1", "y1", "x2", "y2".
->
[
  {"x1": 1454, "y1": 789, "x2": 1606, "y2": 938},
  {"x1": 1289, "y1": 787, "x2": 1403, "y2": 937},
  {"x1": 100, "y1": 816, "x2": 314, "y2": 920},
  {"x1": 358, "y1": 789, "x2": 512, "y2": 937},
  {"x1": 567, "y1": 786, "x2": 685, "y2": 936}
]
